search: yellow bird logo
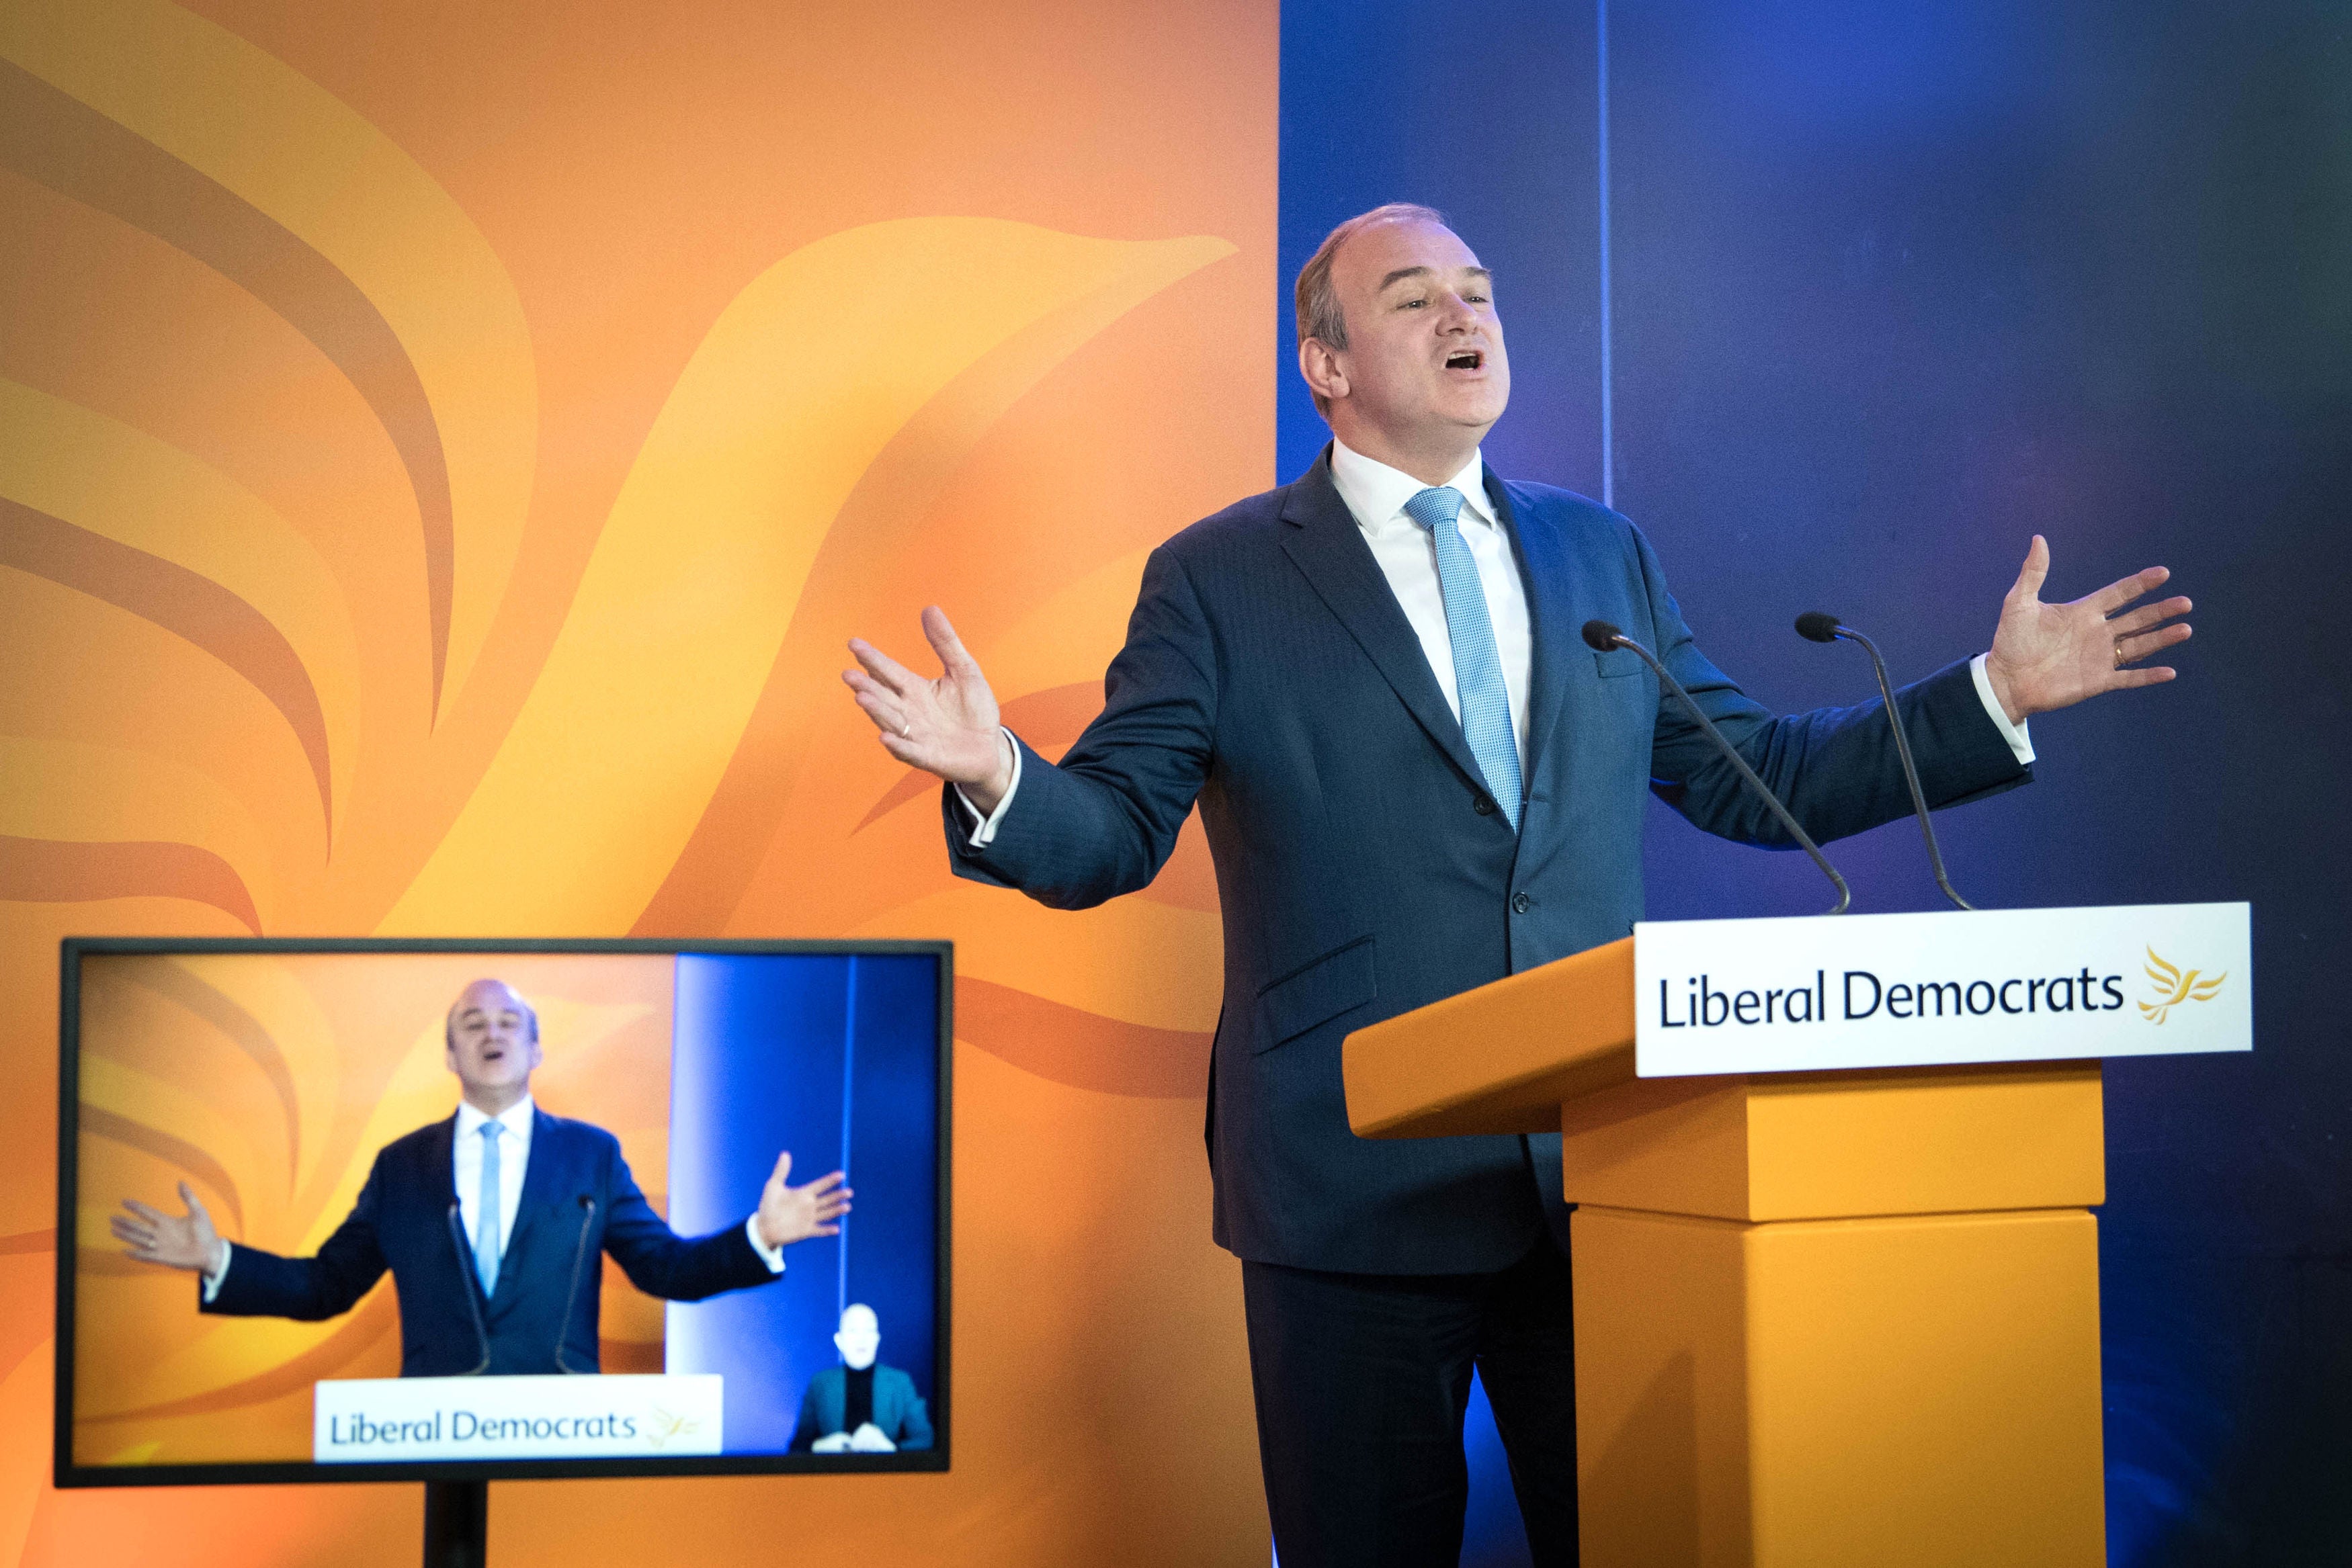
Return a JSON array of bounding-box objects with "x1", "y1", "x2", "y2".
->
[
  {"x1": 643, "y1": 1407, "x2": 703, "y2": 1449},
  {"x1": 2140, "y1": 947, "x2": 2226, "y2": 1025}
]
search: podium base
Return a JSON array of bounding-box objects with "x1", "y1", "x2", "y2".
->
[{"x1": 1571, "y1": 1204, "x2": 2104, "y2": 1567}]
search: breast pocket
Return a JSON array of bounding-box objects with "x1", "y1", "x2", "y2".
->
[
  {"x1": 1593, "y1": 649, "x2": 1644, "y2": 680},
  {"x1": 1253, "y1": 936, "x2": 1377, "y2": 1053}
]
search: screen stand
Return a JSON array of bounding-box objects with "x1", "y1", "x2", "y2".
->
[{"x1": 423, "y1": 1480, "x2": 488, "y2": 1568}]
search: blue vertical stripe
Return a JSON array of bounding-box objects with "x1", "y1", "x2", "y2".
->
[
  {"x1": 1596, "y1": 0, "x2": 1615, "y2": 510},
  {"x1": 837, "y1": 955, "x2": 857, "y2": 1320},
  {"x1": 665, "y1": 951, "x2": 940, "y2": 1453}
]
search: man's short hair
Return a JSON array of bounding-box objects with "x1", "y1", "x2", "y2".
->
[
  {"x1": 1294, "y1": 202, "x2": 1449, "y2": 418},
  {"x1": 444, "y1": 982, "x2": 540, "y2": 1051}
]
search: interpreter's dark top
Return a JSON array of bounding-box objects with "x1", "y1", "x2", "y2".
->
[{"x1": 843, "y1": 1364, "x2": 875, "y2": 1432}]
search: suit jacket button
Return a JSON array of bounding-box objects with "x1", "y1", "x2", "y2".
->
[
  {"x1": 1511, "y1": 891, "x2": 1531, "y2": 914},
  {"x1": 1473, "y1": 793, "x2": 1496, "y2": 816}
]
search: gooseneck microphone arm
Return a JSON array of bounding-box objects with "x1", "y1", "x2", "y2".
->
[
  {"x1": 1583, "y1": 620, "x2": 1851, "y2": 916},
  {"x1": 1794, "y1": 612, "x2": 1975, "y2": 912}
]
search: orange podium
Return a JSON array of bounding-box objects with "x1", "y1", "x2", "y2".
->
[{"x1": 1342, "y1": 935, "x2": 2110, "y2": 1568}]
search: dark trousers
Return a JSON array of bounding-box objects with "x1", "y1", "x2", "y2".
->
[{"x1": 1243, "y1": 1235, "x2": 1579, "y2": 1568}]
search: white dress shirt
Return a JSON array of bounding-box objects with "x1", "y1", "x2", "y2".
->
[
  {"x1": 1328, "y1": 439, "x2": 1534, "y2": 766},
  {"x1": 960, "y1": 438, "x2": 2030, "y2": 844},
  {"x1": 454, "y1": 1095, "x2": 538, "y2": 1258},
  {"x1": 204, "y1": 1092, "x2": 784, "y2": 1297}
]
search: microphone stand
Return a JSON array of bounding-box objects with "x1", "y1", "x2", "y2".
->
[
  {"x1": 1795, "y1": 613, "x2": 1975, "y2": 911},
  {"x1": 1583, "y1": 621, "x2": 1851, "y2": 915}
]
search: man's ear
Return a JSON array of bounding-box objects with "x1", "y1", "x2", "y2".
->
[{"x1": 1298, "y1": 338, "x2": 1348, "y2": 405}]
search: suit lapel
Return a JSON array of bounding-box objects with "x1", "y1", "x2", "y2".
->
[
  {"x1": 490, "y1": 1110, "x2": 566, "y2": 1306},
  {"x1": 421, "y1": 1115, "x2": 485, "y2": 1299},
  {"x1": 1279, "y1": 450, "x2": 1487, "y2": 791},
  {"x1": 422, "y1": 1115, "x2": 459, "y2": 1209},
  {"x1": 1487, "y1": 472, "x2": 1577, "y2": 794}
]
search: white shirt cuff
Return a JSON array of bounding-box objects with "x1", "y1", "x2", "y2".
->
[
  {"x1": 201, "y1": 1242, "x2": 230, "y2": 1302},
  {"x1": 952, "y1": 729, "x2": 1023, "y2": 848},
  {"x1": 1970, "y1": 653, "x2": 2035, "y2": 766},
  {"x1": 745, "y1": 1215, "x2": 786, "y2": 1274}
]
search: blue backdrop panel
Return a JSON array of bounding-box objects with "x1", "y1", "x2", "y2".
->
[
  {"x1": 837, "y1": 954, "x2": 941, "y2": 1405},
  {"x1": 664, "y1": 953, "x2": 939, "y2": 1455},
  {"x1": 1281, "y1": 0, "x2": 2351, "y2": 1561},
  {"x1": 1607, "y1": 5, "x2": 2352, "y2": 1560},
  {"x1": 1277, "y1": 0, "x2": 1603, "y2": 498}
]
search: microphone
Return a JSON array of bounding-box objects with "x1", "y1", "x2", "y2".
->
[
  {"x1": 1795, "y1": 612, "x2": 1974, "y2": 911},
  {"x1": 556, "y1": 1195, "x2": 599, "y2": 1375},
  {"x1": 1583, "y1": 620, "x2": 1851, "y2": 915},
  {"x1": 446, "y1": 1203, "x2": 492, "y2": 1374}
]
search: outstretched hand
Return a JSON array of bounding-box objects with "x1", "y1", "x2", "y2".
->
[
  {"x1": 112, "y1": 1181, "x2": 228, "y2": 1274},
  {"x1": 844, "y1": 607, "x2": 1013, "y2": 812},
  {"x1": 753, "y1": 1152, "x2": 851, "y2": 1251},
  {"x1": 1982, "y1": 536, "x2": 2192, "y2": 724}
]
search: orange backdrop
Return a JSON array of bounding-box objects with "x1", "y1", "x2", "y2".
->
[{"x1": 0, "y1": 0, "x2": 1275, "y2": 1560}]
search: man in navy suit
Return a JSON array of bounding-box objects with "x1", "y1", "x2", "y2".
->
[
  {"x1": 112, "y1": 977, "x2": 851, "y2": 1377},
  {"x1": 842, "y1": 205, "x2": 2191, "y2": 1564}
]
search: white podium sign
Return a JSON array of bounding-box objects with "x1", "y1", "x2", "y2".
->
[
  {"x1": 314, "y1": 1373, "x2": 722, "y2": 1462},
  {"x1": 1634, "y1": 902, "x2": 2251, "y2": 1078}
]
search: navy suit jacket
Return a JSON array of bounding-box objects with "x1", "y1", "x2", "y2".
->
[
  {"x1": 947, "y1": 452, "x2": 2031, "y2": 1276},
  {"x1": 788, "y1": 1363, "x2": 935, "y2": 1452},
  {"x1": 204, "y1": 1108, "x2": 776, "y2": 1376}
]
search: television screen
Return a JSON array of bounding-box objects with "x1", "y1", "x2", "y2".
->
[{"x1": 55, "y1": 939, "x2": 950, "y2": 1485}]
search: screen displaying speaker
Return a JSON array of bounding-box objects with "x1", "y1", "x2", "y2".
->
[{"x1": 54, "y1": 938, "x2": 950, "y2": 1485}]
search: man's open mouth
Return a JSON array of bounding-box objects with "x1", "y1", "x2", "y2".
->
[{"x1": 1444, "y1": 349, "x2": 1483, "y2": 370}]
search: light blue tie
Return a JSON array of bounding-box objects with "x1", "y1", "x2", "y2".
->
[
  {"x1": 1402, "y1": 486, "x2": 1523, "y2": 830},
  {"x1": 474, "y1": 1122, "x2": 503, "y2": 1295}
]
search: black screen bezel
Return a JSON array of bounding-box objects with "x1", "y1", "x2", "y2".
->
[{"x1": 54, "y1": 935, "x2": 953, "y2": 1488}]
